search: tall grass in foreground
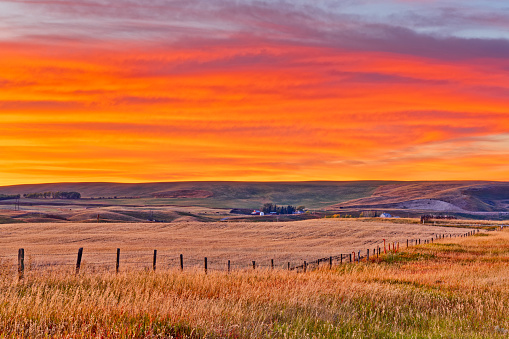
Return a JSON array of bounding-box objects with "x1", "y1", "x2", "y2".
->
[{"x1": 1, "y1": 231, "x2": 509, "y2": 338}]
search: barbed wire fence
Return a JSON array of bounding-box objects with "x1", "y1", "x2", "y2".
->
[{"x1": 0, "y1": 228, "x2": 490, "y2": 279}]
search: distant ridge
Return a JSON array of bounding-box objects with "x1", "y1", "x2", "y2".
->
[
  {"x1": 326, "y1": 181, "x2": 509, "y2": 212},
  {"x1": 0, "y1": 181, "x2": 389, "y2": 209},
  {"x1": 0, "y1": 181, "x2": 507, "y2": 211}
]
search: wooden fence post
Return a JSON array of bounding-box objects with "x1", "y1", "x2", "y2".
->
[
  {"x1": 367, "y1": 249, "x2": 369, "y2": 261},
  {"x1": 357, "y1": 251, "x2": 360, "y2": 263},
  {"x1": 153, "y1": 250, "x2": 157, "y2": 271},
  {"x1": 407, "y1": 239, "x2": 408, "y2": 248},
  {"x1": 384, "y1": 239, "x2": 386, "y2": 254},
  {"x1": 303, "y1": 261, "x2": 307, "y2": 273},
  {"x1": 271, "y1": 259, "x2": 274, "y2": 270},
  {"x1": 116, "y1": 248, "x2": 120, "y2": 273},
  {"x1": 204, "y1": 257, "x2": 207, "y2": 274},
  {"x1": 18, "y1": 248, "x2": 24, "y2": 280},
  {"x1": 180, "y1": 254, "x2": 183, "y2": 271},
  {"x1": 228, "y1": 260, "x2": 231, "y2": 274},
  {"x1": 252, "y1": 261, "x2": 256, "y2": 270},
  {"x1": 287, "y1": 262, "x2": 290, "y2": 270},
  {"x1": 76, "y1": 247, "x2": 83, "y2": 275},
  {"x1": 329, "y1": 256, "x2": 332, "y2": 269},
  {"x1": 349, "y1": 253, "x2": 352, "y2": 262}
]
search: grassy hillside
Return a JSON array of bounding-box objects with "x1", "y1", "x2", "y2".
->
[
  {"x1": 327, "y1": 181, "x2": 509, "y2": 212},
  {"x1": 1, "y1": 226, "x2": 508, "y2": 337},
  {"x1": 0, "y1": 181, "x2": 387, "y2": 209},
  {"x1": 0, "y1": 180, "x2": 507, "y2": 211}
]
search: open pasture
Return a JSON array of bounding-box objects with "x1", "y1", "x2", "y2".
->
[
  {"x1": 0, "y1": 219, "x2": 471, "y2": 272},
  {"x1": 0, "y1": 223, "x2": 507, "y2": 337}
]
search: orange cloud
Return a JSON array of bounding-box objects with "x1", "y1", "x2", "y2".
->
[{"x1": 0, "y1": 38, "x2": 508, "y2": 185}]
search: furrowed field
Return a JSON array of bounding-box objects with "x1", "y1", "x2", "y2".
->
[{"x1": 0, "y1": 220, "x2": 508, "y2": 338}]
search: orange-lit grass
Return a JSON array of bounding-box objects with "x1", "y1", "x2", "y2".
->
[{"x1": 1, "y1": 230, "x2": 509, "y2": 338}]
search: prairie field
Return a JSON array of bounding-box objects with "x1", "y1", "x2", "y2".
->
[
  {"x1": 0, "y1": 224, "x2": 507, "y2": 338},
  {"x1": 0, "y1": 219, "x2": 470, "y2": 271}
]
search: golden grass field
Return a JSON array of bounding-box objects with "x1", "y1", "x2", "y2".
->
[
  {"x1": 0, "y1": 219, "x2": 472, "y2": 271},
  {"x1": 0, "y1": 220, "x2": 507, "y2": 338}
]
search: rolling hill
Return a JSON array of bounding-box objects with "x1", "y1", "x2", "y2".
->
[
  {"x1": 0, "y1": 181, "x2": 507, "y2": 212},
  {"x1": 326, "y1": 181, "x2": 509, "y2": 212},
  {"x1": 0, "y1": 181, "x2": 385, "y2": 209}
]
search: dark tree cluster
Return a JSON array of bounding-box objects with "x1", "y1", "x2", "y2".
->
[
  {"x1": 420, "y1": 215, "x2": 457, "y2": 222},
  {"x1": 23, "y1": 191, "x2": 81, "y2": 199},
  {"x1": 0, "y1": 194, "x2": 20, "y2": 201},
  {"x1": 262, "y1": 203, "x2": 304, "y2": 215}
]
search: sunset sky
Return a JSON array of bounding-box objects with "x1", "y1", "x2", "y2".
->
[{"x1": 1, "y1": 0, "x2": 508, "y2": 185}]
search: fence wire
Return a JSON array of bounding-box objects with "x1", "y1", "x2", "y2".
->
[{"x1": 0, "y1": 229, "x2": 484, "y2": 275}]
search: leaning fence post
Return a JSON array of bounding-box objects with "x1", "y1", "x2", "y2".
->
[
  {"x1": 18, "y1": 248, "x2": 24, "y2": 280},
  {"x1": 180, "y1": 254, "x2": 184, "y2": 271},
  {"x1": 76, "y1": 247, "x2": 83, "y2": 275},
  {"x1": 153, "y1": 250, "x2": 157, "y2": 271},
  {"x1": 204, "y1": 257, "x2": 208, "y2": 274},
  {"x1": 116, "y1": 248, "x2": 120, "y2": 273}
]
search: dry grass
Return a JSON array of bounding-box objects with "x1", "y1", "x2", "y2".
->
[
  {"x1": 0, "y1": 219, "x2": 470, "y2": 270},
  {"x1": 0, "y1": 228, "x2": 508, "y2": 338}
]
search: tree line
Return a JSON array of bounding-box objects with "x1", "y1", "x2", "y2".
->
[
  {"x1": 23, "y1": 191, "x2": 81, "y2": 199},
  {"x1": 261, "y1": 203, "x2": 305, "y2": 215},
  {"x1": 0, "y1": 194, "x2": 20, "y2": 201}
]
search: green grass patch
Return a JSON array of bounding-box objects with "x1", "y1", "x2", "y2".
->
[
  {"x1": 381, "y1": 252, "x2": 435, "y2": 264},
  {"x1": 428, "y1": 243, "x2": 467, "y2": 253},
  {"x1": 0, "y1": 216, "x2": 25, "y2": 224}
]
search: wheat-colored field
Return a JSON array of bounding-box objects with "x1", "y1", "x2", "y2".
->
[
  {"x1": 0, "y1": 226, "x2": 507, "y2": 338},
  {"x1": 0, "y1": 219, "x2": 470, "y2": 271}
]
